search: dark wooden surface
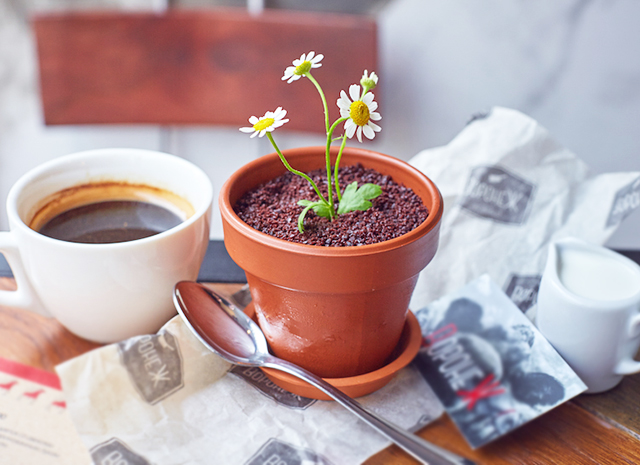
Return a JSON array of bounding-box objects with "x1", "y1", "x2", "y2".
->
[
  {"x1": 32, "y1": 9, "x2": 377, "y2": 133},
  {"x1": 2, "y1": 277, "x2": 640, "y2": 464}
]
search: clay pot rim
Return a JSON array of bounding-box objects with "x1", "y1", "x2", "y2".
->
[{"x1": 219, "y1": 146, "x2": 443, "y2": 257}]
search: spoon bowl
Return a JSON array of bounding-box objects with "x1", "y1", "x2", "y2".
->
[
  {"x1": 173, "y1": 281, "x2": 474, "y2": 465},
  {"x1": 173, "y1": 281, "x2": 264, "y2": 362}
]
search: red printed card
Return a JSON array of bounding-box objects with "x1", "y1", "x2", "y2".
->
[{"x1": 0, "y1": 357, "x2": 90, "y2": 464}]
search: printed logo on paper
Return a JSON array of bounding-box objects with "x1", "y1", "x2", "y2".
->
[
  {"x1": 90, "y1": 438, "x2": 151, "y2": 465},
  {"x1": 118, "y1": 332, "x2": 184, "y2": 405},
  {"x1": 460, "y1": 166, "x2": 535, "y2": 225},
  {"x1": 245, "y1": 438, "x2": 333, "y2": 465},
  {"x1": 606, "y1": 176, "x2": 640, "y2": 227},
  {"x1": 504, "y1": 274, "x2": 541, "y2": 312},
  {"x1": 231, "y1": 366, "x2": 315, "y2": 409}
]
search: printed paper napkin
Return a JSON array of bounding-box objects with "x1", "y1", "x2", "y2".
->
[
  {"x1": 56, "y1": 315, "x2": 443, "y2": 465},
  {"x1": 409, "y1": 107, "x2": 640, "y2": 320}
]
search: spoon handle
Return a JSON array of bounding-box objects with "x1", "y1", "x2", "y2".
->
[{"x1": 262, "y1": 357, "x2": 474, "y2": 465}]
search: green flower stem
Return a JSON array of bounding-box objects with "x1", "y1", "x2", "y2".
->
[
  {"x1": 305, "y1": 73, "x2": 329, "y2": 134},
  {"x1": 324, "y1": 131, "x2": 335, "y2": 216},
  {"x1": 324, "y1": 116, "x2": 349, "y2": 217},
  {"x1": 334, "y1": 133, "x2": 348, "y2": 202},
  {"x1": 266, "y1": 132, "x2": 329, "y2": 206},
  {"x1": 307, "y1": 72, "x2": 335, "y2": 217},
  {"x1": 325, "y1": 118, "x2": 349, "y2": 207},
  {"x1": 305, "y1": 72, "x2": 338, "y2": 217},
  {"x1": 328, "y1": 117, "x2": 349, "y2": 138}
]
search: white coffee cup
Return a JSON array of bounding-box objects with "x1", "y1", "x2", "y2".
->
[
  {"x1": 537, "y1": 237, "x2": 640, "y2": 393},
  {"x1": 0, "y1": 148, "x2": 212, "y2": 343}
]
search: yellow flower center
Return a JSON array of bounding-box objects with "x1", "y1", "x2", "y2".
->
[
  {"x1": 294, "y1": 60, "x2": 312, "y2": 75},
  {"x1": 349, "y1": 101, "x2": 370, "y2": 126},
  {"x1": 253, "y1": 117, "x2": 275, "y2": 131}
]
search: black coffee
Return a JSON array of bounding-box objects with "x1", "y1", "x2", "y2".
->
[{"x1": 38, "y1": 200, "x2": 183, "y2": 244}]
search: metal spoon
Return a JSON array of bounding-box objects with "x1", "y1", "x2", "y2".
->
[{"x1": 173, "y1": 281, "x2": 474, "y2": 465}]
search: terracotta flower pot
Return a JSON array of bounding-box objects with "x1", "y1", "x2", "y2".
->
[{"x1": 219, "y1": 146, "x2": 443, "y2": 379}]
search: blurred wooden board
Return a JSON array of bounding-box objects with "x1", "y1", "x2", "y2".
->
[{"x1": 32, "y1": 9, "x2": 377, "y2": 133}]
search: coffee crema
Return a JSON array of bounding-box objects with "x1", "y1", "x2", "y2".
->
[{"x1": 29, "y1": 182, "x2": 194, "y2": 244}]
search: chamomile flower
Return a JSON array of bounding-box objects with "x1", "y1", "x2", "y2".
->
[
  {"x1": 360, "y1": 70, "x2": 378, "y2": 92},
  {"x1": 239, "y1": 107, "x2": 289, "y2": 138},
  {"x1": 337, "y1": 84, "x2": 382, "y2": 142},
  {"x1": 282, "y1": 51, "x2": 324, "y2": 83}
]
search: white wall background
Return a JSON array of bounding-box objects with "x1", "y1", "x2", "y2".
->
[{"x1": 1, "y1": 0, "x2": 638, "y2": 247}]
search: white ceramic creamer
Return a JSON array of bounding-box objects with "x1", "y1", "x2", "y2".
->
[{"x1": 537, "y1": 237, "x2": 640, "y2": 393}]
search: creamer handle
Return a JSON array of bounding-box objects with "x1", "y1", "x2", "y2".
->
[{"x1": 615, "y1": 313, "x2": 640, "y2": 375}]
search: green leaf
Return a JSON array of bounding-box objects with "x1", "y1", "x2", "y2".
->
[
  {"x1": 297, "y1": 199, "x2": 332, "y2": 219},
  {"x1": 297, "y1": 203, "x2": 314, "y2": 233},
  {"x1": 337, "y1": 182, "x2": 382, "y2": 215},
  {"x1": 297, "y1": 199, "x2": 333, "y2": 233}
]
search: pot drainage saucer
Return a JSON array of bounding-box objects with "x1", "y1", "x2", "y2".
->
[{"x1": 244, "y1": 302, "x2": 422, "y2": 400}]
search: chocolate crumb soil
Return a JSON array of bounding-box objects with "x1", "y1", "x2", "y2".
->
[{"x1": 234, "y1": 164, "x2": 429, "y2": 246}]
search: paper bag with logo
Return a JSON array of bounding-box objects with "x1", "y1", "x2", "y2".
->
[{"x1": 408, "y1": 106, "x2": 640, "y2": 319}]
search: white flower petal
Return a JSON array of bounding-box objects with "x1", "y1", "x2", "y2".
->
[
  {"x1": 349, "y1": 84, "x2": 360, "y2": 102},
  {"x1": 362, "y1": 124, "x2": 375, "y2": 140},
  {"x1": 362, "y1": 92, "x2": 374, "y2": 105},
  {"x1": 250, "y1": 131, "x2": 259, "y2": 138},
  {"x1": 282, "y1": 67, "x2": 295, "y2": 80},
  {"x1": 367, "y1": 100, "x2": 378, "y2": 111},
  {"x1": 258, "y1": 129, "x2": 267, "y2": 137},
  {"x1": 272, "y1": 118, "x2": 289, "y2": 128},
  {"x1": 356, "y1": 126, "x2": 363, "y2": 143},
  {"x1": 340, "y1": 108, "x2": 350, "y2": 118},
  {"x1": 337, "y1": 96, "x2": 350, "y2": 110},
  {"x1": 369, "y1": 111, "x2": 381, "y2": 121},
  {"x1": 249, "y1": 116, "x2": 259, "y2": 124},
  {"x1": 345, "y1": 120, "x2": 357, "y2": 138},
  {"x1": 306, "y1": 51, "x2": 315, "y2": 61},
  {"x1": 369, "y1": 121, "x2": 382, "y2": 132},
  {"x1": 311, "y1": 54, "x2": 323, "y2": 66},
  {"x1": 239, "y1": 127, "x2": 255, "y2": 133}
]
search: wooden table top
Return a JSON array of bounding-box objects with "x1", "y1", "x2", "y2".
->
[{"x1": 2, "y1": 277, "x2": 640, "y2": 464}]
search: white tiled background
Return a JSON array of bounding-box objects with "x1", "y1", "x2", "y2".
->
[{"x1": 1, "y1": 0, "x2": 638, "y2": 247}]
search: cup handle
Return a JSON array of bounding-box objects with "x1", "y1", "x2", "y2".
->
[
  {"x1": 614, "y1": 313, "x2": 640, "y2": 376},
  {"x1": 0, "y1": 232, "x2": 50, "y2": 316}
]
